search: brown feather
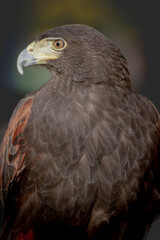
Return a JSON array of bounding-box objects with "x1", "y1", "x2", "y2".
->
[
  {"x1": 0, "y1": 24, "x2": 160, "y2": 240},
  {"x1": 0, "y1": 97, "x2": 33, "y2": 205}
]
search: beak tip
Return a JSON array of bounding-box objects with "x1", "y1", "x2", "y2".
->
[
  {"x1": 17, "y1": 50, "x2": 25, "y2": 75},
  {"x1": 17, "y1": 64, "x2": 24, "y2": 75}
]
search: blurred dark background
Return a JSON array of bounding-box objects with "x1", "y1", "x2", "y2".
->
[{"x1": 0, "y1": 0, "x2": 159, "y2": 239}]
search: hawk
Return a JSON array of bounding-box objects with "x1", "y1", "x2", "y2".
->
[{"x1": 0, "y1": 24, "x2": 160, "y2": 240}]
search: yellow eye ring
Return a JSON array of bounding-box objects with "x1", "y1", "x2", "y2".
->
[{"x1": 53, "y1": 39, "x2": 66, "y2": 50}]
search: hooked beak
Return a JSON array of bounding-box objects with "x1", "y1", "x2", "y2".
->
[
  {"x1": 17, "y1": 40, "x2": 48, "y2": 75},
  {"x1": 17, "y1": 38, "x2": 62, "y2": 75},
  {"x1": 17, "y1": 48, "x2": 41, "y2": 75}
]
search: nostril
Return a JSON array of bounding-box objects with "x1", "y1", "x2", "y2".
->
[{"x1": 28, "y1": 48, "x2": 33, "y2": 53}]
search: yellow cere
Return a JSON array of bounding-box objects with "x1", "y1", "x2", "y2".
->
[{"x1": 26, "y1": 38, "x2": 67, "y2": 60}]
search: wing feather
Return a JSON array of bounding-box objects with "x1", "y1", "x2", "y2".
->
[{"x1": 0, "y1": 97, "x2": 33, "y2": 205}]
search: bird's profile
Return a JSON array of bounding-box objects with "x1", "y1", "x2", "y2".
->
[{"x1": 0, "y1": 24, "x2": 160, "y2": 240}]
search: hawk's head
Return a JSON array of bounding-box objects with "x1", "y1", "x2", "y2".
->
[{"x1": 17, "y1": 24, "x2": 131, "y2": 88}]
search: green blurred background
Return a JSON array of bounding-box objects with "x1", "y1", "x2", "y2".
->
[{"x1": 0, "y1": 0, "x2": 159, "y2": 239}]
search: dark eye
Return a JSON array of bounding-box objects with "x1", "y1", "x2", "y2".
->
[{"x1": 53, "y1": 40, "x2": 65, "y2": 50}]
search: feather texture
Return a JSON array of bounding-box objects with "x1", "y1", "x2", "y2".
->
[{"x1": 0, "y1": 24, "x2": 160, "y2": 239}]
